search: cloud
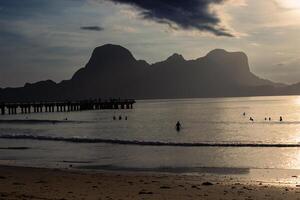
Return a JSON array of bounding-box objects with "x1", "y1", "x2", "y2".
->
[
  {"x1": 80, "y1": 26, "x2": 104, "y2": 31},
  {"x1": 112, "y1": 25, "x2": 138, "y2": 33},
  {"x1": 108, "y1": 0, "x2": 234, "y2": 37}
]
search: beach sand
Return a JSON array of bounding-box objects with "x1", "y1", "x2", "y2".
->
[{"x1": 0, "y1": 165, "x2": 300, "y2": 200}]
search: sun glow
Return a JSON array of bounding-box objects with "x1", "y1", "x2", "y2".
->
[
  {"x1": 281, "y1": 0, "x2": 300, "y2": 9},
  {"x1": 295, "y1": 96, "x2": 300, "y2": 105}
]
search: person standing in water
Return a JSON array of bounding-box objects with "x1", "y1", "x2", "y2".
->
[
  {"x1": 176, "y1": 121, "x2": 181, "y2": 131},
  {"x1": 280, "y1": 116, "x2": 283, "y2": 122}
]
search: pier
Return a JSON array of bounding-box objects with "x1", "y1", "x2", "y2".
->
[{"x1": 0, "y1": 99, "x2": 135, "y2": 115}]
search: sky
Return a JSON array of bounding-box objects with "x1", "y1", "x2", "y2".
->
[{"x1": 0, "y1": 0, "x2": 300, "y2": 87}]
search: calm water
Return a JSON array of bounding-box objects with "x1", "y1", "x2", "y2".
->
[{"x1": 1, "y1": 96, "x2": 300, "y2": 183}]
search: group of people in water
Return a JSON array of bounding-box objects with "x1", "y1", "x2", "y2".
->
[
  {"x1": 112, "y1": 111, "x2": 283, "y2": 132},
  {"x1": 113, "y1": 114, "x2": 182, "y2": 131},
  {"x1": 113, "y1": 115, "x2": 128, "y2": 120},
  {"x1": 175, "y1": 112, "x2": 284, "y2": 132},
  {"x1": 243, "y1": 112, "x2": 283, "y2": 122}
]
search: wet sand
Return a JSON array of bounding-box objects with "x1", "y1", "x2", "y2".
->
[{"x1": 0, "y1": 165, "x2": 300, "y2": 200}]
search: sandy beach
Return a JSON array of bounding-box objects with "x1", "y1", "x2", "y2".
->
[{"x1": 0, "y1": 165, "x2": 299, "y2": 200}]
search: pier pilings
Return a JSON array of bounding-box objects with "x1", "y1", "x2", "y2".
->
[{"x1": 0, "y1": 99, "x2": 135, "y2": 115}]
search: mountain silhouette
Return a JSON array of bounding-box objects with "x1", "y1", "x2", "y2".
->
[{"x1": 0, "y1": 44, "x2": 298, "y2": 102}]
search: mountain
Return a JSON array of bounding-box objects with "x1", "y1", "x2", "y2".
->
[{"x1": 0, "y1": 44, "x2": 298, "y2": 102}]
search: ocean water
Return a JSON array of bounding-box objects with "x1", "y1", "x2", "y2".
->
[{"x1": 1, "y1": 96, "x2": 300, "y2": 183}]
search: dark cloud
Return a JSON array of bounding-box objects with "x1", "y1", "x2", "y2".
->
[
  {"x1": 108, "y1": 0, "x2": 233, "y2": 37},
  {"x1": 80, "y1": 26, "x2": 104, "y2": 31}
]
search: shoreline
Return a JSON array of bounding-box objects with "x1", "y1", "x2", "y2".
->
[{"x1": 0, "y1": 165, "x2": 300, "y2": 200}]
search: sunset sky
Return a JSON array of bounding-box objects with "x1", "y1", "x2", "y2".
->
[{"x1": 0, "y1": 0, "x2": 300, "y2": 87}]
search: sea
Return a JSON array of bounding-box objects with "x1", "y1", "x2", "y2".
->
[{"x1": 1, "y1": 96, "x2": 300, "y2": 185}]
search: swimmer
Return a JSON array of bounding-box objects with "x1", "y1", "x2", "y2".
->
[{"x1": 176, "y1": 121, "x2": 181, "y2": 131}]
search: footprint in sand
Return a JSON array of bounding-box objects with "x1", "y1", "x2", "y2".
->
[
  {"x1": 139, "y1": 190, "x2": 153, "y2": 195},
  {"x1": 160, "y1": 186, "x2": 171, "y2": 189},
  {"x1": 191, "y1": 185, "x2": 201, "y2": 190},
  {"x1": 12, "y1": 182, "x2": 25, "y2": 186}
]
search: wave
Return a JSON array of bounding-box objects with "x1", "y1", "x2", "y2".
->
[
  {"x1": 0, "y1": 134, "x2": 300, "y2": 147},
  {"x1": 0, "y1": 147, "x2": 30, "y2": 150},
  {"x1": 0, "y1": 119, "x2": 88, "y2": 124},
  {"x1": 61, "y1": 160, "x2": 93, "y2": 164}
]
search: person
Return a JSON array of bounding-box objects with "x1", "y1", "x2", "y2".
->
[
  {"x1": 269, "y1": 117, "x2": 271, "y2": 121},
  {"x1": 280, "y1": 116, "x2": 283, "y2": 122},
  {"x1": 176, "y1": 121, "x2": 181, "y2": 131},
  {"x1": 249, "y1": 117, "x2": 254, "y2": 122},
  {"x1": 119, "y1": 115, "x2": 122, "y2": 120},
  {"x1": 265, "y1": 117, "x2": 267, "y2": 121},
  {"x1": 243, "y1": 112, "x2": 246, "y2": 116},
  {"x1": 113, "y1": 116, "x2": 116, "y2": 120},
  {"x1": 125, "y1": 116, "x2": 128, "y2": 120}
]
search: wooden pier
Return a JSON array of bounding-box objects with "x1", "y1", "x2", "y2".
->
[{"x1": 0, "y1": 99, "x2": 135, "y2": 115}]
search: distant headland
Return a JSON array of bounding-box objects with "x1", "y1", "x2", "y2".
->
[{"x1": 0, "y1": 44, "x2": 299, "y2": 102}]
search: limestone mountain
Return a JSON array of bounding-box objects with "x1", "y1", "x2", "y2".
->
[{"x1": 0, "y1": 44, "x2": 297, "y2": 102}]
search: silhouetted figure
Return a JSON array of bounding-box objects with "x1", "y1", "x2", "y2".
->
[
  {"x1": 176, "y1": 121, "x2": 181, "y2": 131},
  {"x1": 65, "y1": 118, "x2": 68, "y2": 121},
  {"x1": 269, "y1": 117, "x2": 271, "y2": 121},
  {"x1": 265, "y1": 117, "x2": 267, "y2": 121},
  {"x1": 113, "y1": 116, "x2": 116, "y2": 120},
  {"x1": 243, "y1": 112, "x2": 246, "y2": 116},
  {"x1": 280, "y1": 116, "x2": 283, "y2": 122},
  {"x1": 249, "y1": 117, "x2": 254, "y2": 122},
  {"x1": 119, "y1": 115, "x2": 122, "y2": 120},
  {"x1": 125, "y1": 116, "x2": 128, "y2": 120}
]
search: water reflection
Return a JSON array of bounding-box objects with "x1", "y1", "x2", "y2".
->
[{"x1": 2, "y1": 96, "x2": 300, "y2": 176}]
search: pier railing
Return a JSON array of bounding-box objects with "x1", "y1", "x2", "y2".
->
[{"x1": 0, "y1": 99, "x2": 135, "y2": 115}]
